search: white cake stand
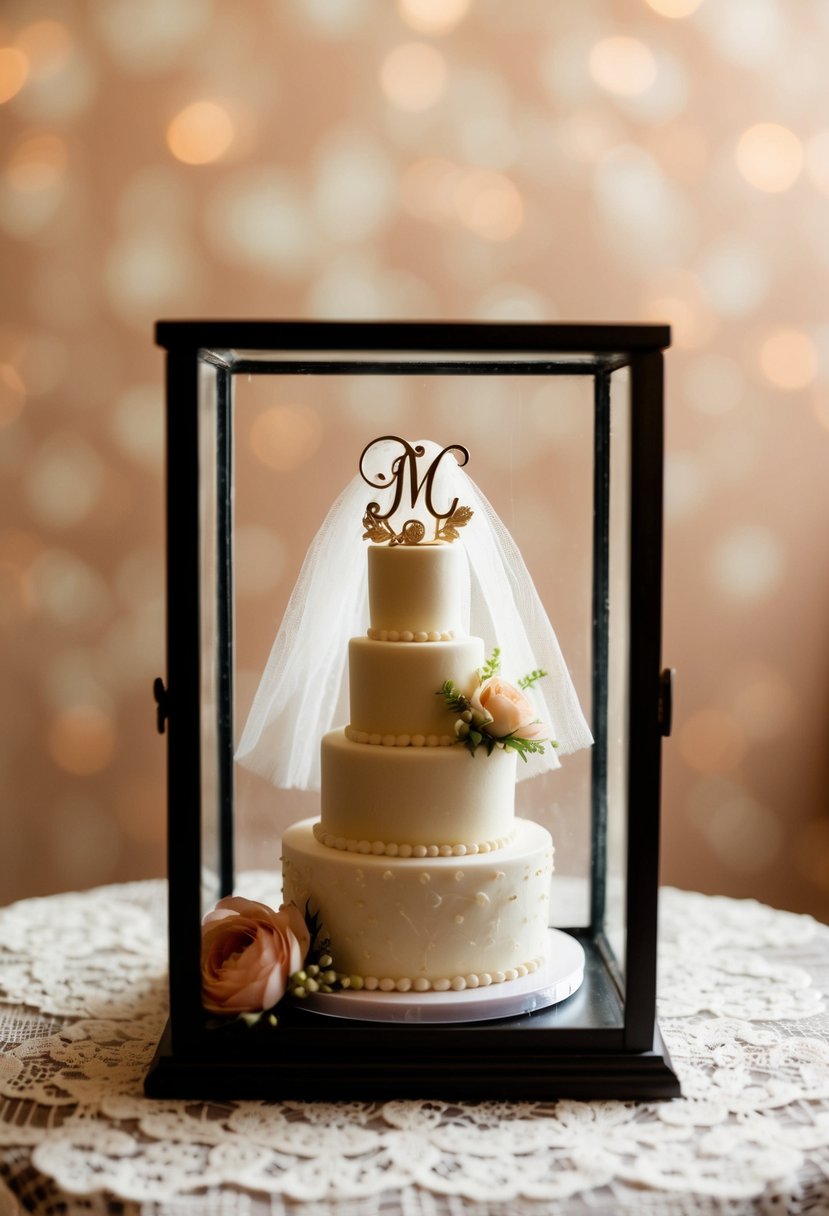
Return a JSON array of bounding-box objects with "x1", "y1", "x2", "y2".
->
[{"x1": 301, "y1": 928, "x2": 585, "y2": 1024}]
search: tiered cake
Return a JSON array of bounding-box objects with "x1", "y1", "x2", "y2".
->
[{"x1": 282, "y1": 535, "x2": 555, "y2": 993}]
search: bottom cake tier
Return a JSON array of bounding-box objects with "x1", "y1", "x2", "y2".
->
[{"x1": 281, "y1": 817, "x2": 554, "y2": 991}]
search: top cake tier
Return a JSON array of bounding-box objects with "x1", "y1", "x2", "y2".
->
[{"x1": 367, "y1": 542, "x2": 467, "y2": 638}]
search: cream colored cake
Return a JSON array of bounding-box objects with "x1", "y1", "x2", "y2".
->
[{"x1": 281, "y1": 538, "x2": 555, "y2": 993}]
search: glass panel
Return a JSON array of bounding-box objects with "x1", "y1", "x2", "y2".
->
[
  {"x1": 605, "y1": 367, "x2": 632, "y2": 974},
  {"x1": 198, "y1": 358, "x2": 221, "y2": 920},
  {"x1": 228, "y1": 361, "x2": 596, "y2": 929}
]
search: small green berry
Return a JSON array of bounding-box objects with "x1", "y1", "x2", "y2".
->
[
  {"x1": 306, "y1": 964, "x2": 320, "y2": 977},
  {"x1": 349, "y1": 975, "x2": 364, "y2": 991},
  {"x1": 304, "y1": 977, "x2": 319, "y2": 993},
  {"x1": 319, "y1": 954, "x2": 333, "y2": 968}
]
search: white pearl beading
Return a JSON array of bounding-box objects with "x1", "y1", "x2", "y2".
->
[
  {"x1": 313, "y1": 821, "x2": 513, "y2": 857},
  {"x1": 367, "y1": 628, "x2": 455, "y2": 642},
  {"x1": 345, "y1": 726, "x2": 456, "y2": 748},
  {"x1": 350, "y1": 957, "x2": 544, "y2": 994}
]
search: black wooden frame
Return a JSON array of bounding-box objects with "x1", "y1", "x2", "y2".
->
[{"x1": 147, "y1": 321, "x2": 679, "y2": 1100}]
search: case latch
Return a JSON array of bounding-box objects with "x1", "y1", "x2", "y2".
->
[{"x1": 153, "y1": 677, "x2": 169, "y2": 735}]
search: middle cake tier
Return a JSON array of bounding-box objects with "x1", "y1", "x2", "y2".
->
[
  {"x1": 320, "y1": 727, "x2": 517, "y2": 848},
  {"x1": 347, "y1": 635, "x2": 484, "y2": 739}
]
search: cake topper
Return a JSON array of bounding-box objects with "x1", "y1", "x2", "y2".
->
[
  {"x1": 236, "y1": 437, "x2": 592, "y2": 790},
  {"x1": 360, "y1": 436, "x2": 474, "y2": 545}
]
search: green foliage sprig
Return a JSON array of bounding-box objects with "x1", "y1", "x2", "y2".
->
[
  {"x1": 479, "y1": 647, "x2": 501, "y2": 681},
  {"x1": 436, "y1": 647, "x2": 558, "y2": 761},
  {"x1": 518, "y1": 668, "x2": 547, "y2": 691}
]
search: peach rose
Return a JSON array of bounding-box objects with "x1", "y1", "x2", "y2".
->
[
  {"x1": 470, "y1": 677, "x2": 549, "y2": 741},
  {"x1": 201, "y1": 896, "x2": 311, "y2": 1014}
]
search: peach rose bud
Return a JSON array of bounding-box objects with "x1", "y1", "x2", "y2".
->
[{"x1": 201, "y1": 897, "x2": 310, "y2": 1014}]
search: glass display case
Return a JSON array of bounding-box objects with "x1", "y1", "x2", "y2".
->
[{"x1": 146, "y1": 321, "x2": 679, "y2": 1099}]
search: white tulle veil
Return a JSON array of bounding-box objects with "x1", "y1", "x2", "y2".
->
[{"x1": 236, "y1": 437, "x2": 593, "y2": 789}]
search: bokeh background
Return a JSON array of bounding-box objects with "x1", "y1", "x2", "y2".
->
[{"x1": 1, "y1": 0, "x2": 828, "y2": 919}]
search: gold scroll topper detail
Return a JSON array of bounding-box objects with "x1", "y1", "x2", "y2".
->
[{"x1": 359, "y1": 436, "x2": 474, "y2": 545}]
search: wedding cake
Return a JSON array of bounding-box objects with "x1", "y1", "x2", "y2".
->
[{"x1": 281, "y1": 442, "x2": 557, "y2": 994}]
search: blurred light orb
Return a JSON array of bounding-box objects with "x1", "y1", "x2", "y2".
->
[
  {"x1": 401, "y1": 155, "x2": 460, "y2": 222},
  {"x1": 1, "y1": 137, "x2": 71, "y2": 237},
  {"x1": 293, "y1": 0, "x2": 370, "y2": 36},
  {"x1": 455, "y1": 168, "x2": 523, "y2": 241},
  {"x1": 206, "y1": 169, "x2": 313, "y2": 274},
  {"x1": 710, "y1": 524, "x2": 783, "y2": 600},
  {"x1": 105, "y1": 230, "x2": 197, "y2": 317},
  {"x1": 10, "y1": 24, "x2": 95, "y2": 123},
  {"x1": 6, "y1": 134, "x2": 67, "y2": 192},
  {"x1": 588, "y1": 37, "x2": 657, "y2": 97},
  {"x1": 736, "y1": 123, "x2": 803, "y2": 193},
  {"x1": 679, "y1": 708, "x2": 747, "y2": 774},
  {"x1": 664, "y1": 451, "x2": 709, "y2": 520},
  {"x1": 759, "y1": 327, "x2": 818, "y2": 390},
  {"x1": 644, "y1": 0, "x2": 703, "y2": 15},
  {"x1": 44, "y1": 648, "x2": 112, "y2": 714},
  {"x1": 449, "y1": 70, "x2": 517, "y2": 170},
  {"x1": 402, "y1": 157, "x2": 522, "y2": 240},
  {"x1": 683, "y1": 351, "x2": 744, "y2": 415},
  {"x1": 380, "y1": 42, "x2": 448, "y2": 111},
  {"x1": 728, "y1": 662, "x2": 797, "y2": 740},
  {"x1": 620, "y1": 49, "x2": 687, "y2": 124},
  {"x1": 48, "y1": 706, "x2": 117, "y2": 775},
  {"x1": 30, "y1": 548, "x2": 111, "y2": 627},
  {"x1": 313, "y1": 128, "x2": 394, "y2": 241},
  {"x1": 166, "y1": 100, "x2": 234, "y2": 165},
  {"x1": 689, "y1": 777, "x2": 781, "y2": 871},
  {"x1": 25, "y1": 432, "x2": 103, "y2": 529},
  {"x1": 698, "y1": 0, "x2": 784, "y2": 68},
  {"x1": 249, "y1": 403, "x2": 322, "y2": 472},
  {"x1": 0, "y1": 47, "x2": 29, "y2": 103},
  {"x1": 697, "y1": 238, "x2": 769, "y2": 317},
  {"x1": 94, "y1": 0, "x2": 212, "y2": 73},
  {"x1": 556, "y1": 113, "x2": 620, "y2": 167},
  {"x1": 594, "y1": 145, "x2": 696, "y2": 267},
  {"x1": 110, "y1": 384, "x2": 163, "y2": 470},
  {"x1": 398, "y1": 0, "x2": 469, "y2": 34},
  {"x1": 15, "y1": 20, "x2": 72, "y2": 70}
]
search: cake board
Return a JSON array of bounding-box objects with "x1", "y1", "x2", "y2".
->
[{"x1": 301, "y1": 927, "x2": 584, "y2": 1023}]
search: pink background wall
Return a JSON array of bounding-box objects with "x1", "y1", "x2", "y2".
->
[{"x1": 1, "y1": 0, "x2": 827, "y2": 919}]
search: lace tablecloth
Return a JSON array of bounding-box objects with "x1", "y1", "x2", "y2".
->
[{"x1": 0, "y1": 879, "x2": 828, "y2": 1215}]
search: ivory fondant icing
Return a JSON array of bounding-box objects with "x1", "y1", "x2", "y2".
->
[
  {"x1": 320, "y1": 727, "x2": 517, "y2": 846},
  {"x1": 368, "y1": 542, "x2": 466, "y2": 636},
  {"x1": 347, "y1": 636, "x2": 483, "y2": 739},
  {"x1": 282, "y1": 817, "x2": 553, "y2": 984}
]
